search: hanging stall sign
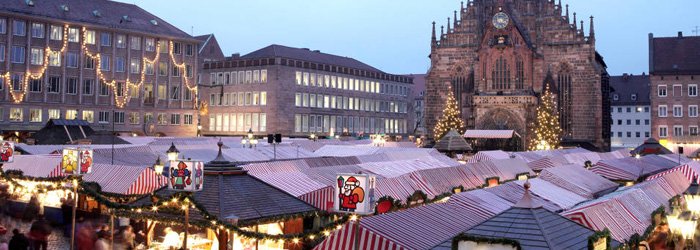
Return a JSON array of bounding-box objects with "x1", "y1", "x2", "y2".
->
[
  {"x1": 335, "y1": 174, "x2": 376, "y2": 215},
  {"x1": 168, "y1": 160, "x2": 204, "y2": 192},
  {"x1": 0, "y1": 141, "x2": 15, "y2": 163},
  {"x1": 62, "y1": 148, "x2": 93, "y2": 175}
]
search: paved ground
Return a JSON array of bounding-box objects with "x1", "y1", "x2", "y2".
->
[{"x1": 1, "y1": 216, "x2": 70, "y2": 249}]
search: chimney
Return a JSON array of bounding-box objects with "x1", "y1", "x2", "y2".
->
[
  {"x1": 679, "y1": 31, "x2": 684, "y2": 38},
  {"x1": 231, "y1": 53, "x2": 240, "y2": 59}
]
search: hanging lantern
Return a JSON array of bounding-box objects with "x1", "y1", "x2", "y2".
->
[
  {"x1": 0, "y1": 141, "x2": 15, "y2": 163},
  {"x1": 168, "y1": 160, "x2": 204, "y2": 192},
  {"x1": 166, "y1": 142, "x2": 180, "y2": 161},
  {"x1": 152, "y1": 156, "x2": 164, "y2": 175}
]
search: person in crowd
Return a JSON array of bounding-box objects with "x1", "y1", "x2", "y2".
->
[
  {"x1": 119, "y1": 225, "x2": 135, "y2": 250},
  {"x1": 648, "y1": 222, "x2": 670, "y2": 250},
  {"x1": 8, "y1": 229, "x2": 29, "y2": 250},
  {"x1": 94, "y1": 230, "x2": 111, "y2": 250},
  {"x1": 21, "y1": 196, "x2": 40, "y2": 222},
  {"x1": 76, "y1": 219, "x2": 95, "y2": 250},
  {"x1": 0, "y1": 237, "x2": 8, "y2": 250},
  {"x1": 0, "y1": 184, "x2": 9, "y2": 215},
  {"x1": 27, "y1": 216, "x2": 51, "y2": 250}
]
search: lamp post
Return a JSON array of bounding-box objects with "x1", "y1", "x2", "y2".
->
[
  {"x1": 166, "y1": 143, "x2": 180, "y2": 162},
  {"x1": 241, "y1": 129, "x2": 257, "y2": 148},
  {"x1": 152, "y1": 156, "x2": 164, "y2": 185},
  {"x1": 310, "y1": 133, "x2": 317, "y2": 142}
]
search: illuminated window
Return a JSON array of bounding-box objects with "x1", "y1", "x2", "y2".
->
[
  {"x1": 49, "y1": 25, "x2": 62, "y2": 40},
  {"x1": 145, "y1": 38, "x2": 155, "y2": 52},
  {"x1": 67, "y1": 27, "x2": 79, "y2": 42},
  {"x1": 85, "y1": 30, "x2": 96, "y2": 45},
  {"x1": 65, "y1": 110, "x2": 77, "y2": 120},
  {"x1": 30, "y1": 48, "x2": 43, "y2": 65},
  {"x1": 48, "y1": 109, "x2": 60, "y2": 120},
  {"x1": 48, "y1": 51, "x2": 61, "y2": 66},
  {"x1": 29, "y1": 109, "x2": 42, "y2": 122},
  {"x1": 130, "y1": 36, "x2": 141, "y2": 50},
  {"x1": 129, "y1": 112, "x2": 139, "y2": 125},
  {"x1": 31, "y1": 23, "x2": 44, "y2": 38},
  {"x1": 9, "y1": 108, "x2": 23, "y2": 122}
]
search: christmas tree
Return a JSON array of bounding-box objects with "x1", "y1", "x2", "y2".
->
[
  {"x1": 433, "y1": 87, "x2": 465, "y2": 140},
  {"x1": 528, "y1": 83, "x2": 562, "y2": 151}
]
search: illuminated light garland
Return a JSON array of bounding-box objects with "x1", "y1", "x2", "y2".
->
[
  {"x1": 528, "y1": 84, "x2": 563, "y2": 151},
  {"x1": 433, "y1": 85, "x2": 466, "y2": 140},
  {"x1": 0, "y1": 25, "x2": 197, "y2": 109}
]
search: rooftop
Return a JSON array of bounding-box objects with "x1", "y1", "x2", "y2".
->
[
  {"x1": 241, "y1": 44, "x2": 382, "y2": 73},
  {"x1": 610, "y1": 73, "x2": 650, "y2": 105},
  {"x1": 650, "y1": 33, "x2": 700, "y2": 75},
  {"x1": 0, "y1": 0, "x2": 193, "y2": 40}
]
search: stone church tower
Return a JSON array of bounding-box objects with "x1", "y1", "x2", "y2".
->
[{"x1": 425, "y1": 0, "x2": 611, "y2": 151}]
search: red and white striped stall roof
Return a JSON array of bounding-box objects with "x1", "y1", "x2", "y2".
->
[
  {"x1": 526, "y1": 156, "x2": 569, "y2": 171},
  {"x1": 539, "y1": 165, "x2": 618, "y2": 199},
  {"x1": 251, "y1": 172, "x2": 328, "y2": 197},
  {"x1": 484, "y1": 182, "x2": 563, "y2": 212},
  {"x1": 83, "y1": 164, "x2": 167, "y2": 195},
  {"x1": 463, "y1": 130, "x2": 519, "y2": 139},
  {"x1": 466, "y1": 150, "x2": 510, "y2": 163},
  {"x1": 2, "y1": 155, "x2": 62, "y2": 177},
  {"x1": 522, "y1": 179, "x2": 588, "y2": 210},
  {"x1": 313, "y1": 222, "x2": 405, "y2": 250},
  {"x1": 563, "y1": 152, "x2": 602, "y2": 166}
]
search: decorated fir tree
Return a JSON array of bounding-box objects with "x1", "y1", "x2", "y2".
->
[
  {"x1": 433, "y1": 87, "x2": 465, "y2": 140},
  {"x1": 528, "y1": 83, "x2": 563, "y2": 151}
]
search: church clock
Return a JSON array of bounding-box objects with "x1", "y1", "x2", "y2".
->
[{"x1": 492, "y1": 12, "x2": 509, "y2": 29}]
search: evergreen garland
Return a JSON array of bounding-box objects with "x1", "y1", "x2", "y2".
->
[{"x1": 588, "y1": 228, "x2": 612, "y2": 250}]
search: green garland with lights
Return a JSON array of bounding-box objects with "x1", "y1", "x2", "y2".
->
[{"x1": 588, "y1": 228, "x2": 612, "y2": 250}]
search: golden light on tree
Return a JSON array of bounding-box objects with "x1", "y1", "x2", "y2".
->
[
  {"x1": 433, "y1": 86, "x2": 465, "y2": 140},
  {"x1": 528, "y1": 83, "x2": 562, "y2": 151}
]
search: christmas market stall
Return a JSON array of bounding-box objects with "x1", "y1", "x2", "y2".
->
[
  {"x1": 591, "y1": 154, "x2": 683, "y2": 183},
  {"x1": 537, "y1": 165, "x2": 619, "y2": 199},
  {"x1": 126, "y1": 141, "x2": 325, "y2": 250}
]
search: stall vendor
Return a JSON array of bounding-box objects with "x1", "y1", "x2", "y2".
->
[{"x1": 161, "y1": 227, "x2": 181, "y2": 250}]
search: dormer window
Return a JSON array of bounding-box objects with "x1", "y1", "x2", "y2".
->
[
  {"x1": 631, "y1": 94, "x2": 637, "y2": 101},
  {"x1": 60, "y1": 4, "x2": 69, "y2": 12},
  {"x1": 122, "y1": 15, "x2": 130, "y2": 22},
  {"x1": 92, "y1": 10, "x2": 101, "y2": 17},
  {"x1": 150, "y1": 20, "x2": 158, "y2": 26},
  {"x1": 613, "y1": 94, "x2": 619, "y2": 101},
  {"x1": 25, "y1": 0, "x2": 34, "y2": 6}
]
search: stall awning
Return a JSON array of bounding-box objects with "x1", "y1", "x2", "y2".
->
[
  {"x1": 463, "y1": 130, "x2": 520, "y2": 139},
  {"x1": 2, "y1": 154, "x2": 62, "y2": 177},
  {"x1": 82, "y1": 164, "x2": 167, "y2": 195}
]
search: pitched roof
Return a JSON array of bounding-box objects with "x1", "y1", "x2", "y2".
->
[
  {"x1": 0, "y1": 0, "x2": 193, "y2": 40},
  {"x1": 434, "y1": 129, "x2": 472, "y2": 152},
  {"x1": 651, "y1": 35, "x2": 700, "y2": 74},
  {"x1": 241, "y1": 44, "x2": 382, "y2": 73},
  {"x1": 610, "y1": 74, "x2": 650, "y2": 106},
  {"x1": 32, "y1": 119, "x2": 130, "y2": 145}
]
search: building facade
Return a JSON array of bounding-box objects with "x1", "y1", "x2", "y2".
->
[
  {"x1": 610, "y1": 74, "x2": 651, "y2": 149},
  {"x1": 200, "y1": 45, "x2": 413, "y2": 137},
  {"x1": 0, "y1": 0, "x2": 199, "y2": 141},
  {"x1": 409, "y1": 74, "x2": 427, "y2": 135},
  {"x1": 425, "y1": 0, "x2": 610, "y2": 151},
  {"x1": 650, "y1": 33, "x2": 700, "y2": 156}
]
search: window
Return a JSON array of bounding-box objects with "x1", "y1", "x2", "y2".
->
[
  {"x1": 130, "y1": 36, "x2": 141, "y2": 50},
  {"x1": 674, "y1": 84, "x2": 682, "y2": 97},
  {"x1": 157, "y1": 113, "x2": 168, "y2": 125},
  {"x1": 30, "y1": 48, "x2": 43, "y2": 65},
  {"x1": 626, "y1": 107, "x2": 631, "y2": 113},
  {"x1": 100, "y1": 33, "x2": 111, "y2": 46},
  {"x1": 636, "y1": 132, "x2": 641, "y2": 138},
  {"x1": 644, "y1": 107, "x2": 650, "y2": 113},
  {"x1": 658, "y1": 85, "x2": 667, "y2": 97},
  {"x1": 48, "y1": 51, "x2": 60, "y2": 66},
  {"x1": 100, "y1": 55, "x2": 110, "y2": 71},
  {"x1": 11, "y1": 46, "x2": 25, "y2": 63},
  {"x1": 631, "y1": 94, "x2": 637, "y2": 101},
  {"x1": 145, "y1": 38, "x2": 155, "y2": 52},
  {"x1": 9, "y1": 108, "x2": 23, "y2": 122},
  {"x1": 261, "y1": 70, "x2": 267, "y2": 83},
  {"x1": 31, "y1": 23, "x2": 44, "y2": 38},
  {"x1": 691, "y1": 126, "x2": 699, "y2": 136},
  {"x1": 645, "y1": 132, "x2": 650, "y2": 138},
  {"x1": 128, "y1": 58, "x2": 139, "y2": 73},
  {"x1": 170, "y1": 86, "x2": 180, "y2": 100},
  {"x1": 85, "y1": 30, "x2": 95, "y2": 45},
  {"x1": 635, "y1": 119, "x2": 640, "y2": 125},
  {"x1": 158, "y1": 62, "x2": 168, "y2": 76},
  {"x1": 172, "y1": 65, "x2": 181, "y2": 77},
  {"x1": 66, "y1": 52, "x2": 78, "y2": 68},
  {"x1": 84, "y1": 57, "x2": 95, "y2": 69},
  {"x1": 29, "y1": 109, "x2": 42, "y2": 122},
  {"x1": 115, "y1": 57, "x2": 125, "y2": 72},
  {"x1": 99, "y1": 81, "x2": 109, "y2": 96},
  {"x1": 65, "y1": 110, "x2": 77, "y2": 120},
  {"x1": 173, "y1": 42, "x2": 181, "y2": 54},
  {"x1": 115, "y1": 82, "x2": 125, "y2": 97},
  {"x1": 674, "y1": 126, "x2": 683, "y2": 137},
  {"x1": 673, "y1": 105, "x2": 683, "y2": 117},
  {"x1": 613, "y1": 94, "x2": 619, "y2": 101},
  {"x1": 645, "y1": 119, "x2": 650, "y2": 125},
  {"x1": 48, "y1": 77, "x2": 61, "y2": 93},
  {"x1": 67, "y1": 27, "x2": 79, "y2": 42},
  {"x1": 617, "y1": 107, "x2": 622, "y2": 113},
  {"x1": 186, "y1": 65, "x2": 193, "y2": 78},
  {"x1": 66, "y1": 78, "x2": 78, "y2": 94},
  {"x1": 29, "y1": 79, "x2": 41, "y2": 92},
  {"x1": 48, "y1": 109, "x2": 60, "y2": 120},
  {"x1": 185, "y1": 44, "x2": 193, "y2": 56},
  {"x1": 0, "y1": 19, "x2": 5, "y2": 34},
  {"x1": 184, "y1": 114, "x2": 193, "y2": 125},
  {"x1": 658, "y1": 105, "x2": 668, "y2": 117},
  {"x1": 627, "y1": 132, "x2": 631, "y2": 138},
  {"x1": 691, "y1": 105, "x2": 699, "y2": 117},
  {"x1": 157, "y1": 85, "x2": 166, "y2": 100},
  {"x1": 253, "y1": 92, "x2": 260, "y2": 105},
  {"x1": 617, "y1": 132, "x2": 622, "y2": 138},
  {"x1": 296, "y1": 72, "x2": 302, "y2": 85},
  {"x1": 114, "y1": 112, "x2": 125, "y2": 124},
  {"x1": 158, "y1": 40, "x2": 168, "y2": 53},
  {"x1": 82, "y1": 110, "x2": 94, "y2": 123},
  {"x1": 245, "y1": 92, "x2": 252, "y2": 106},
  {"x1": 144, "y1": 62, "x2": 154, "y2": 75},
  {"x1": 690, "y1": 84, "x2": 698, "y2": 97},
  {"x1": 129, "y1": 113, "x2": 139, "y2": 125},
  {"x1": 116, "y1": 35, "x2": 126, "y2": 48},
  {"x1": 659, "y1": 126, "x2": 668, "y2": 138},
  {"x1": 13, "y1": 20, "x2": 26, "y2": 36},
  {"x1": 0, "y1": 44, "x2": 4, "y2": 62},
  {"x1": 170, "y1": 114, "x2": 181, "y2": 125},
  {"x1": 144, "y1": 113, "x2": 154, "y2": 124},
  {"x1": 626, "y1": 120, "x2": 631, "y2": 125},
  {"x1": 260, "y1": 92, "x2": 267, "y2": 106},
  {"x1": 184, "y1": 89, "x2": 192, "y2": 101},
  {"x1": 50, "y1": 25, "x2": 62, "y2": 40}
]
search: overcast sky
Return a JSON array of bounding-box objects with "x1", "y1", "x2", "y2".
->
[{"x1": 121, "y1": 0, "x2": 700, "y2": 76}]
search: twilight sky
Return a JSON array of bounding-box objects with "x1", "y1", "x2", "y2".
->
[{"x1": 121, "y1": 0, "x2": 700, "y2": 76}]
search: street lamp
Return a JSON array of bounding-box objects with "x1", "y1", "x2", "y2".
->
[
  {"x1": 166, "y1": 143, "x2": 180, "y2": 162},
  {"x1": 152, "y1": 156, "x2": 164, "y2": 176},
  {"x1": 310, "y1": 133, "x2": 317, "y2": 142},
  {"x1": 247, "y1": 128, "x2": 254, "y2": 140},
  {"x1": 685, "y1": 177, "x2": 700, "y2": 216}
]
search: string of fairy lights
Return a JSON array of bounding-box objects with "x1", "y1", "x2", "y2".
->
[
  {"x1": 1, "y1": 24, "x2": 197, "y2": 108},
  {"x1": 528, "y1": 84, "x2": 562, "y2": 151},
  {"x1": 433, "y1": 85, "x2": 466, "y2": 140}
]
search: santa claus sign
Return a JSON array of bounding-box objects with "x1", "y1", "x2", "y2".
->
[
  {"x1": 168, "y1": 160, "x2": 204, "y2": 192},
  {"x1": 334, "y1": 174, "x2": 376, "y2": 215},
  {"x1": 0, "y1": 141, "x2": 14, "y2": 163},
  {"x1": 61, "y1": 148, "x2": 93, "y2": 175}
]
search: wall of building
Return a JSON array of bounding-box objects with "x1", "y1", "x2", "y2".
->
[
  {"x1": 650, "y1": 75, "x2": 700, "y2": 143},
  {"x1": 610, "y1": 105, "x2": 651, "y2": 148}
]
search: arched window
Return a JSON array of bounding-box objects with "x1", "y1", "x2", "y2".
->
[
  {"x1": 515, "y1": 57, "x2": 524, "y2": 89},
  {"x1": 492, "y1": 57, "x2": 510, "y2": 90},
  {"x1": 452, "y1": 67, "x2": 470, "y2": 109},
  {"x1": 557, "y1": 69, "x2": 573, "y2": 137}
]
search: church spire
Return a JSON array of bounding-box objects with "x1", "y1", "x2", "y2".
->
[
  {"x1": 572, "y1": 12, "x2": 577, "y2": 30},
  {"x1": 461, "y1": 1, "x2": 464, "y2": 12},
  {"x1": 580, "y1": 20, "x2": 584, "y2": 35},
  {"x1": 447, "y1": 17, "x2": 451, "y2": 33},
  {"x1": 565, "y1": 4, "x2": 569, "y2": 21},
  {"x1": 589, "y1": 16, "x2": 596, "y2": 39},
  {"x1": 431, "y1": 21, "x2": 437, "y2": 47},
  {"x1": 454, "y1": 10, "x2": 458, "y2": 29},
  {"x1": 441, "y1": 25, "x2": 445, "y2": 38}
]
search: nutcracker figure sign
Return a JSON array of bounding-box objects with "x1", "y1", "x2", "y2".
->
[
  {"x1": 168, "y1": 160, "x2": 204, "y2": 192},
  {"x1": 62, "y1": 148, "x2": 94, "y2": 175},
  {"x1": 335, "y1": 174, "x2": 376, "y2": 215},
  {"x1": 0, "y1": 141, "x2": 14, "y2": 163}
]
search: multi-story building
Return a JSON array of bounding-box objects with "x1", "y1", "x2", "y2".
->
[
  {"x1": 200, "y1": 45, "x2": 413, "y2": 137},
  {"x1": 610, "y1": 73, "x2": 651, "y2": 149},
  {"x1": 650, "y1": 32, "x2": 700, "y2": 155},
  {"x1": 409, "y1": 74, "x2": 427, "y2": 135},
  {"x1": 0, "y1": 0, "x2": 199, "y2": 140},
  {"x1": 425, "y1": 0, "x2": 611, "y2": 151}
]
